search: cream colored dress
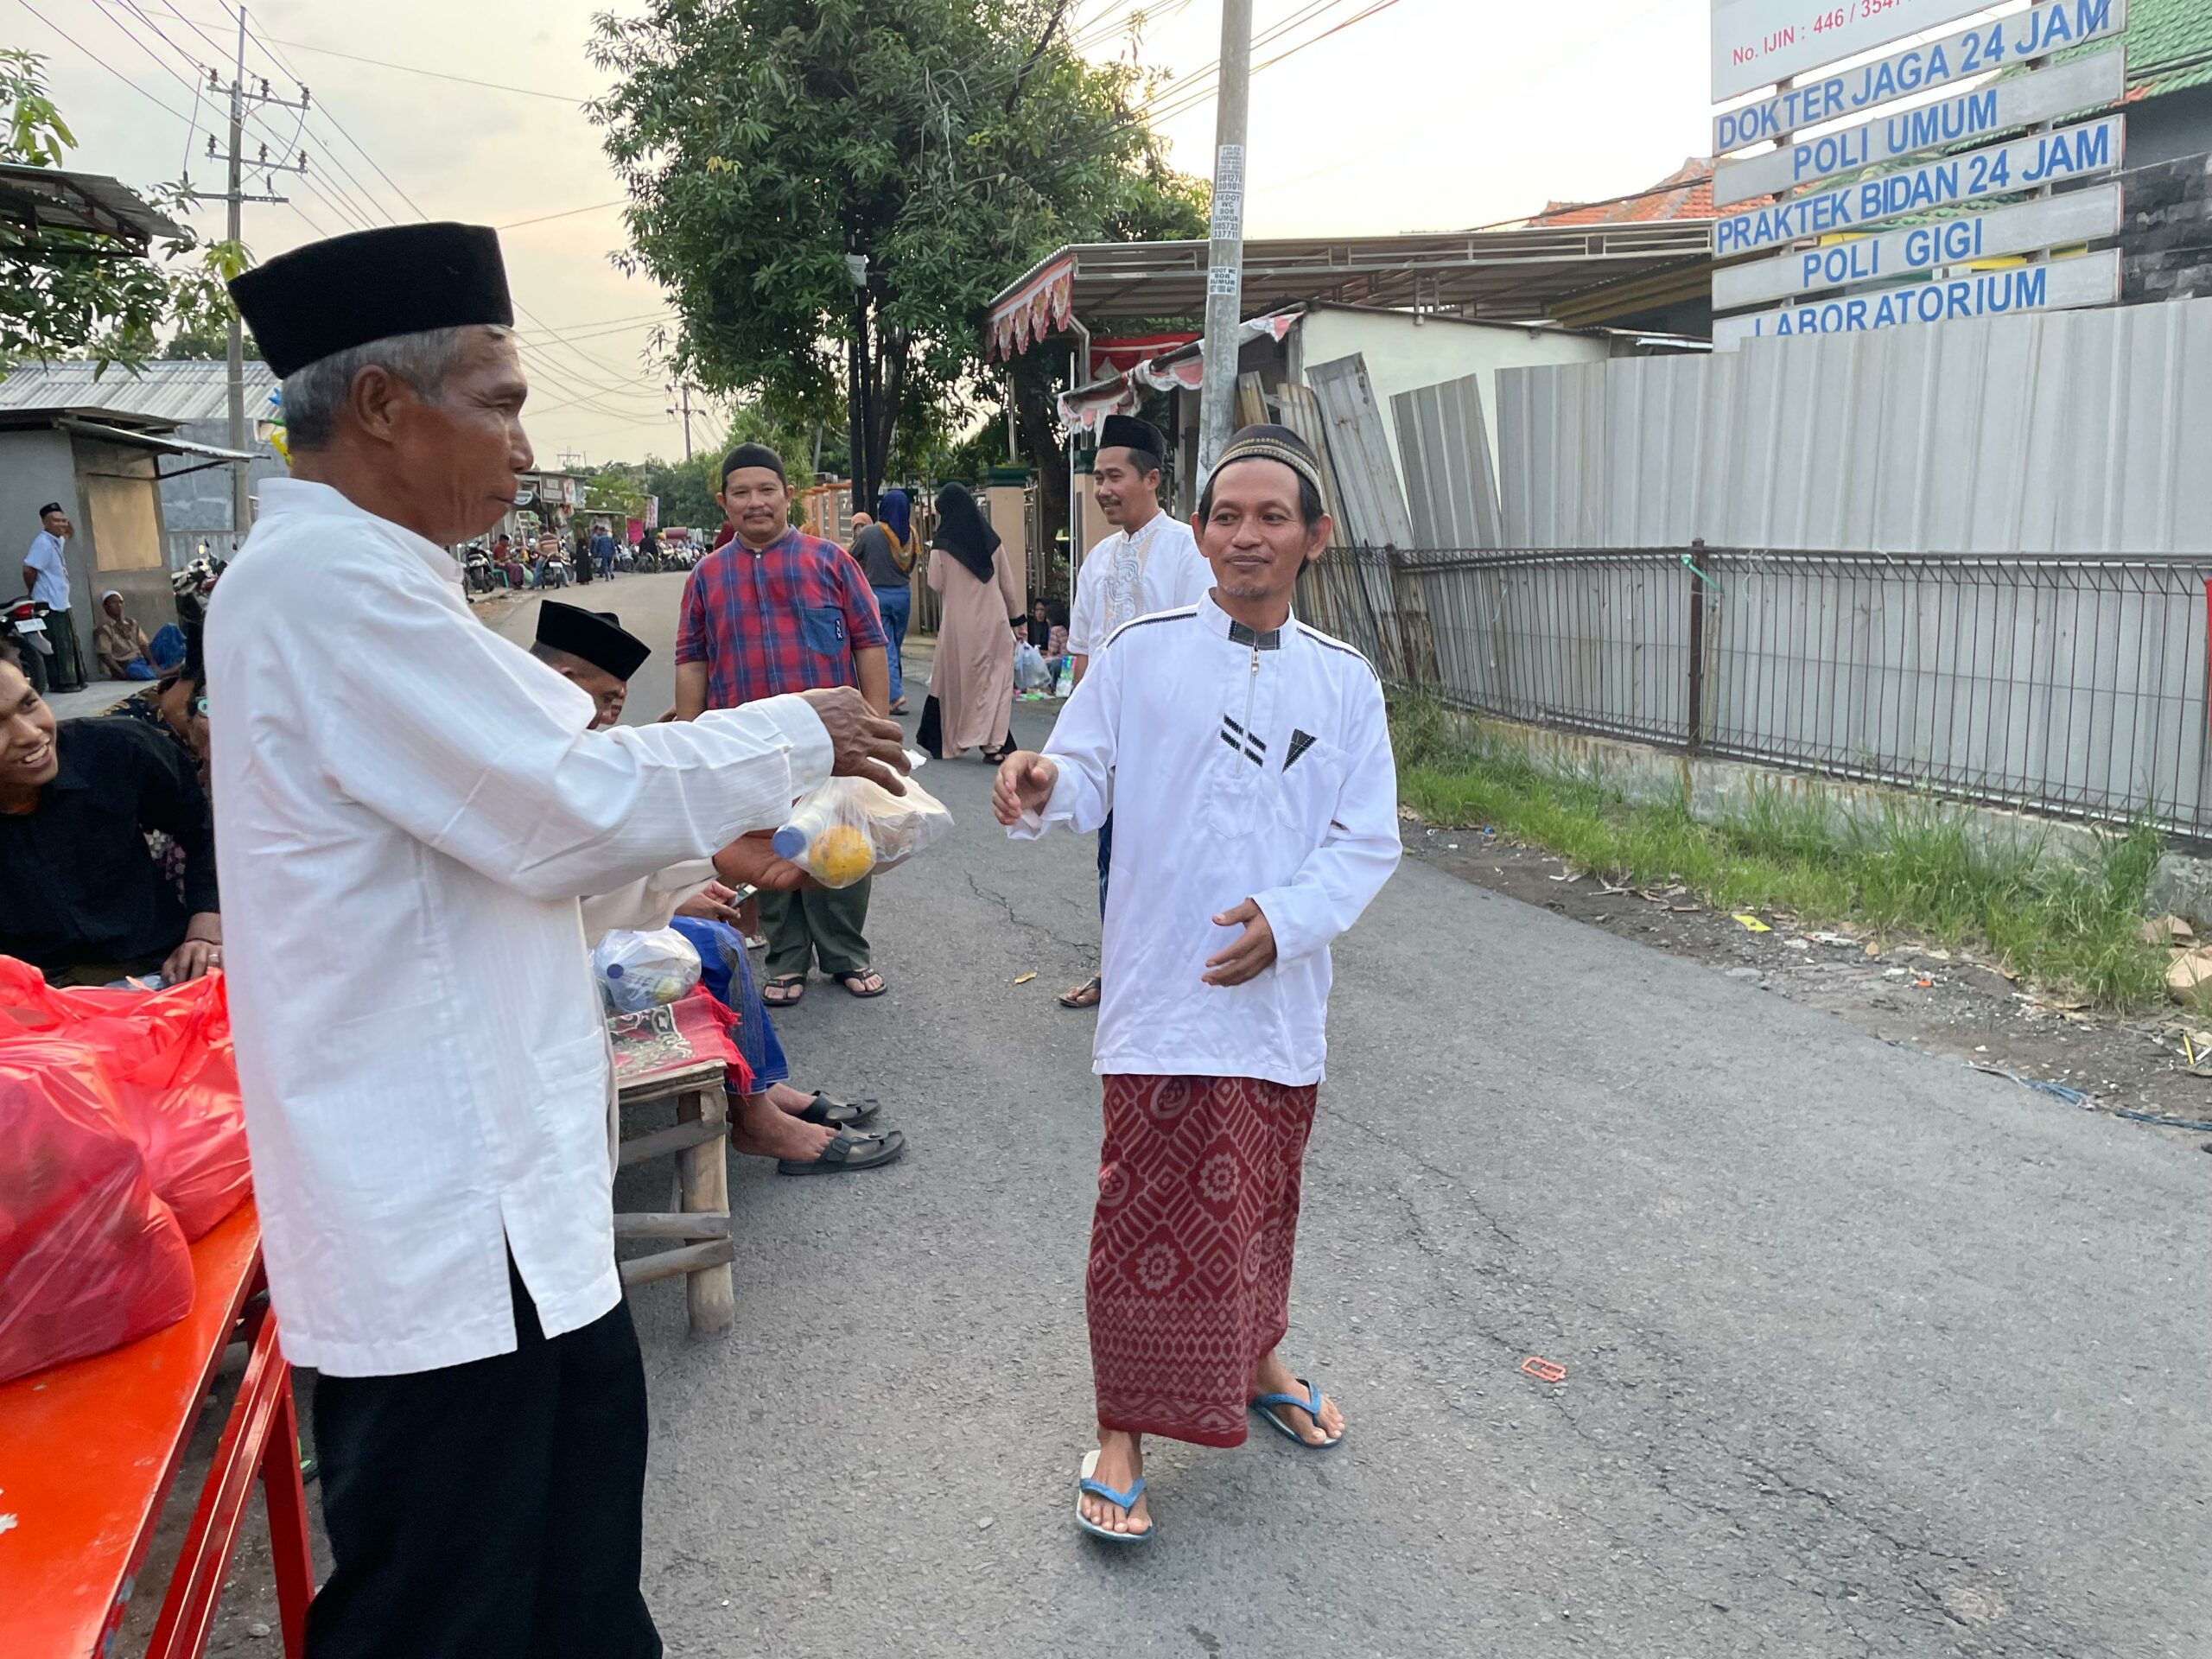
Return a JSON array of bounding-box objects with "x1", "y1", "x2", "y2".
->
[{"x1": 926, "y1": 544, "x2": 1020, "y2": 756}]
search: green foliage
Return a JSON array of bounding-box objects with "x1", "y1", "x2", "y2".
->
[
  {"x1": 1389, "y1": 696, "x2": 2171, "y2": 1008},
  {"x1": 588, "y1": 0, "x2": 1205, "y2": 503},
  {"x1": 0, "y1": 51, "x2": 236, "y2": 372}
]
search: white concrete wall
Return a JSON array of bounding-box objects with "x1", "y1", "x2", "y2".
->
[{"x1": 1294, "y1": 307, "x2": 1612, "y2": 477}]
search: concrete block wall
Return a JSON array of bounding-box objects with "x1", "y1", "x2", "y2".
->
[{"x1": 2122, "y1": 151, "x2": 2212, "y2": 305}]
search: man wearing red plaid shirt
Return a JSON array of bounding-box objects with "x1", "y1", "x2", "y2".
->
[{"x1": 676, "y1": 444, "x2": 893, "y2": 1004}]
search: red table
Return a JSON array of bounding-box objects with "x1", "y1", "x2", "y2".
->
[{"x1": 0, "y1": 1202, "x2": 315, "y2": 1657}]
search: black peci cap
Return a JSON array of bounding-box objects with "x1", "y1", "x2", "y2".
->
[
  {"x1": 229, "y1": 223, "x2": 515, "y2": 378},
  {"x1": 535, "y1": 602, "x2": 651, "y2": 683},
  {"x1": 1098, "y1": 413, "x2": 1165, "y2": 463}
]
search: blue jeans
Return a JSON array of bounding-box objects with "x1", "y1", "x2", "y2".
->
[
  {"x1": 873, "y1": 585, "x2": 911, "y2": 704},
  {"x1": 121, "y1": 659, "x2": 157, "y2": 680}
]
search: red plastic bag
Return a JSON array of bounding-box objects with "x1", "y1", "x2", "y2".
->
[
  {"x1": 0, "y1": 959, "x2": 251, "y2": 1239},
  {"x1": 0, "y1": 1037, "x2": 194, "y2": 1384}
]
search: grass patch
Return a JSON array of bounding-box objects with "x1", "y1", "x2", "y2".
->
[{"x1": 1389, "y1": 696, "x2": 2171, "y2": 1008}]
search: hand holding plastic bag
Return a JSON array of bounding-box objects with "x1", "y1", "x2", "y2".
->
[{"x1": 771, "y1": 771, "x2": 953, "y2": 889}]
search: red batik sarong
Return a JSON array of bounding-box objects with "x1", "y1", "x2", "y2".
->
[{"x1": 1088, "y1": 1073, "x2": 1321, "y2": 1447}]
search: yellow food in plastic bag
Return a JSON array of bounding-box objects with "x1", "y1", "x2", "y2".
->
[{"x1": 810, "y1": 823, "x2": 877, "y2": 887}]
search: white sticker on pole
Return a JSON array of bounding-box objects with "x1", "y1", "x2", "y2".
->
[
  {"x1": 1713, "y1": 0, "x2": 2126, "y2": 153},
  {"x1": 1713, "y1": 0, "x2": 2005, "y2": 102},
  {"x1": 1713, "y1": 48, "x2": 2125, "y2": 207},
  {"x1": 1713, "y1": 182, "x2": 2122, "y2": 310},
  {"x1": 1713, "y1": 248, "x2": 2120, "y2": 348},
  {"x1": 1211, "y1": 143, "x2": 1245, "y2": 241},
  {"x1": 1206, "y1": 264, "x2": 1243, "y2": 298},
  {"x1": 1712, "y1": 116, "x2": 2123, "y2": 257}
]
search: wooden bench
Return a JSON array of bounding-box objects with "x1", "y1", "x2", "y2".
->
[
  {"x1": 613, "y1": 1055, "x2": 735, "y2": 1337},
  {"x1": 0, "y1": 1202, "x2": 315, "y2": 1658}
]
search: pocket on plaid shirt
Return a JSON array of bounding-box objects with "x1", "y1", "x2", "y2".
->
[{"x1": 800, "y1": 605, "x2": 847, "y2": 658}]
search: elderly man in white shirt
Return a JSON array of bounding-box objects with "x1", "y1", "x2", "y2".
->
[
  {"x1": 210, "y1": 222, "x2": 909, "y2": 1659},
  {"x1": 1058, "y1": 413, "x2": 1211, "y2": 1010}
]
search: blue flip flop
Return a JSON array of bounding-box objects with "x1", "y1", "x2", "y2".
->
[
  {"x1": 1250, "y1": 1378, "x2": 1344, "y2": 1449},
  {"x1": 1076, "y1": 1448, "x2": 1153, "y2": 1543}
]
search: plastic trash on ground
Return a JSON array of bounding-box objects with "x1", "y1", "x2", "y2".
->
[
  {"x1": 772, "y1": 771, "x2": 953, "y2": 889},
  {"x1": 592, "y1": 928, "x2": 702, "y2": 1014},
  {"x1": 1014, "y1": 641, "x2": 1052, "y2": 692}
]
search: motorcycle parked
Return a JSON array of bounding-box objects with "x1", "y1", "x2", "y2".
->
[
  {"x1": 2, "y1": 597, "x2": 55, "y2": 692},
  {"x1": 462, "y1": 547, "x2": 496, "y2": 595}
]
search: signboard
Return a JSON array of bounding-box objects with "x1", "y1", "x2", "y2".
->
[
  {"x1": 1713, "y1": 182, "x2": 2121, "y2": 309},
  {"x1": 1713, "y1": 48, "x2": 2124, "y2": 207},
  {"x1": 1713, "y1": 247, "x2": 2120, "y2": 347},
  {"x1": 1712, "y1": 0, "x2": 1999, "y2": 103},
  {"x1": 1713, "y1": 116, "x2": 2123, "y2": 257},
  {"x1": 644, "y1": 493, "x2": 659, "y2": 531},
  {"x1": 1713, "y1": 0, "x2": 2126, "y2": 153}
]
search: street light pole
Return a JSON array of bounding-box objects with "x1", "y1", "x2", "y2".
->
[
  {"x1": 225, "y1": 8, "x2": 248, "y2": 535},
  {"x1": 1195, "y1": 0, "x2": 1253, "y2": 489}
]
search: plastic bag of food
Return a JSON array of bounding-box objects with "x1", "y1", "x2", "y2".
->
[
  {"x1": 0, "y1": 958, "x2": 251, "y2": 1240},
  {"x1": 770, "y1": 772, "x2": 953, "y2": 889},
  {"x1": 0, "y1": 1036, "x2": 195, "y2": 1384},
  {"x1": 1014, "y1": 641, "x2": 1052, "y2": 692},
  {"x1": 592, "y1": 927, "x2": 702, "y2": 1014}
]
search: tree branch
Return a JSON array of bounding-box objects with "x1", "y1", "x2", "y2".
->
[{"x1": 1004, "y1": 0, "x2": 1074, "y2": 113}]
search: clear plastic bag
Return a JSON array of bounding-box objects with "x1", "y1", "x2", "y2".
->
[
  {"x1": 771, "y1": 772, "x2": 954, "y2": 889},
  {"x1": 591, "y1": 927, "x2": 702, "y2": 1014},
  {"x1": 1014, "y1": 641, "x2": 1052, "y2": 691}
]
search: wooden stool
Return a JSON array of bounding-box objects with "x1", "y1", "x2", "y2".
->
[{"x1": 613, "y1": 1057, "x2": 736, "y2": 1336}]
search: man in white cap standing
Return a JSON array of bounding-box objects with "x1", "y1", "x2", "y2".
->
[{"x1": 212, "y1": 222, "x2": 909, "y2": 1658}]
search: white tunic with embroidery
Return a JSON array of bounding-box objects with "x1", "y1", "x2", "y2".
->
[
  {"x1": 1011, "y1": 594, "x2": 1402, "y2": 1087},
  {"x1": 1065, "y1": 511, "x2": 1211, "y2": 660}
]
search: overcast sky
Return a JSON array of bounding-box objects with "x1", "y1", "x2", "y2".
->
[{"x1": 16, "y1": 0, "x2": 1714, "y2": 462}]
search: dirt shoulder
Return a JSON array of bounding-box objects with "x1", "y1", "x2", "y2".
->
[{"x1": 1403, "y1": 816, "x2": 2212, "y2": 1154}]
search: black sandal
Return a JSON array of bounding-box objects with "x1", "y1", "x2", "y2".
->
[
  {"x1": 1058, "y1": 975, "x2": 1103, "y2": 1010},
  {"x1": 776, "y1": 1128, "x2": 906, "y2": 1177},
  {"x1": 795, "y1": 1092, "x2": 881, "y2": 1129},
  {"x1": 831, "y1": 968, "x2": 888, "y2": 999},
  {"x1": 763, "y1": 974, "x2": 807, "y2": 1007}
]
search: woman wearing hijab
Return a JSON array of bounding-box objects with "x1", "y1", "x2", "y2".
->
[
  {"x1": 854, "y1": 487, "x2": 919, "y2": 713},
  {"x1": 917, "y1": 483, "x2": 1022, "y2": 763}
]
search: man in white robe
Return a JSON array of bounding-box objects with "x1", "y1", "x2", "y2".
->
[
  {"x1": 210, "y1": 223, "x2": 909, "y2": 1656},
  {"x1": 996, "y1": 423, "x2": 1402, "y2": 1542},
  {"x1": 1057, "y1": 413, "x2": 1211, "y2": 1009}
]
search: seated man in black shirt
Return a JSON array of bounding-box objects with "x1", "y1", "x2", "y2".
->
[{"x1": 0, "y1": 650, "x2": 222, "y2": 985}]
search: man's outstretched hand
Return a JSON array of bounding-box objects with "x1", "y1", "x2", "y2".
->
[
  {"x1": 1203, "y1": 899, "x2": 1277, "y2": 987},
  {"x1": 798, "y1": 686, "x2": 910, "y2": 795},
  {"x1": 675, "y1": 880, "x2": 749, "y2": 925},
  {"x1": 712, "y1": 832, "x2": 815, "y2": 893},
  {"x1": 992, "y1": 752, "x2": 1058, "y2": 825}
]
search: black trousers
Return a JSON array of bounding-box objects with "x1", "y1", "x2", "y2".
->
[{"x1": 306, "y1": 1273, "x2": 661, "y2": 1659}]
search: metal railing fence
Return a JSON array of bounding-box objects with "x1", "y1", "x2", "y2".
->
[{"x1": 1299, "y1": 543, "x2": 2212, "y2": 844}]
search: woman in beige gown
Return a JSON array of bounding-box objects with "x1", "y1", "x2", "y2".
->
[{"x1": 919, "y1": 482, "x2": 1022, "y2": 761}]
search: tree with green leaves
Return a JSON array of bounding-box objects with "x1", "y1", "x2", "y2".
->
[
  {"x1": 0, "y1": 51, "x2": 245, "y2": 371},
  {"x1": 588, "y1": 0, "x2": 1205, "y2": 545}
]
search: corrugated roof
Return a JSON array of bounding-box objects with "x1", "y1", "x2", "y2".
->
[
  {"x1": 2118, "y1": 0, "x2": 2212, "y2": 98},
  {"x1": 0, "y1": 162, "x2": 184, "y2": 245},
  {"x1": 0, "y1": 359, "x2": 279, "y2": 425}
]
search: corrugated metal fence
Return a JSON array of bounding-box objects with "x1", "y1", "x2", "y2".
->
[{"x1": 1299, "y1": 544, "x2": 2212, "y2": 844}]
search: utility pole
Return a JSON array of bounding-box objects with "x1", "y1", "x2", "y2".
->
[
  {"x1": 1195, "y1": 0, "x2": 1253, "y2": 487},
  {"x1": 844, "y1": 251, "x2": 873, "y2": 512},
  {"x1": 205, "y1": 6, "x2": 308, "y2": 537},
  {"x1": 665, "y1": 381, "x2": 696, "y2": 462}
]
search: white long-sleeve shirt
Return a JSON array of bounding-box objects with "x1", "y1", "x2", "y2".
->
[
  {"x1": 1065, "y1": 510, "x2": 1211, "y2": 660},
  {"x1": 1013, "y1": 594, "x2": 1402, "y2": 1086},
  {"x1": 206, "y1": 479, "x2": 831, "y2": 1376}
]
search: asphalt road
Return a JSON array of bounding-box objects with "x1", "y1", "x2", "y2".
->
[{"x1": 505, "y1": 575, "x2": 2210, "y2": 1659}]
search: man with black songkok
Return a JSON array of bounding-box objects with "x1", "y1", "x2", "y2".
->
[
  {"x1": 208, "y1": 223, "x2": 909, "y2": 1658},
  {"x1": 1056, "y1": 412, "x2": 1211, "y2": 1011}
]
